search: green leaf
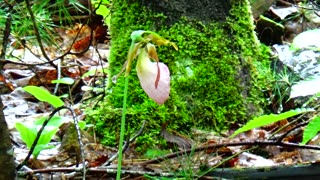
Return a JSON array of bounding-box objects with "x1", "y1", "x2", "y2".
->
[
  {"x1": 81, "y1": 67, "x2": 108, "y2": 78},
  {"x1": 15, "y1": 116, "x2": 67, "y2": 158},
  {"x1": 34, "y1": 116, "x2": 66, "y2": 127},
  {"x1": 230, "y1": 108, "x2": 314, "y2": 138},
  {"x1": 92, "y1": 0, "x2": 111, "y2": 26},
  {"x1": 15, "y1": 122, "x2": 37, "y2": 149},
  {"x1": 78, "y1": 121, "x2": 86, "y2": 130},
  {"x1": 34, "y1": 116, "x2": 66, "y2": 145},
  {"x1": 33, "y1": 144, "x2": 55, "y2": 159},
  {"x1": 37, "y1": 126, "x2": 59, "y2": 146},
  {"x1": 301, "y1": 116, "x2": 320, "y2": 145},
  {"x1": 51, "y1": 77, "x2": 74, "y2": 85},
  {"x1": 23, "y1": 86, "x2": 64, "y2": 108}
]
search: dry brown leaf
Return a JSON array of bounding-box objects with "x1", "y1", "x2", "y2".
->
[{"x1": 28, "y1": 68, "x2": 57, "y2": 86}]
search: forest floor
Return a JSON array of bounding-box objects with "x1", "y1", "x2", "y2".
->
[{"x1": 2, "y1": 0, "x2": 320, "y2": 179}]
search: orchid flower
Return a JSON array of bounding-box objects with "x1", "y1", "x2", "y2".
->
[
  {"x1": 118, "y1": 30, "x2": 178, "y2": 104},
  {"x1": 136, "y1": 44, "x2": 171, "y2": 104}
]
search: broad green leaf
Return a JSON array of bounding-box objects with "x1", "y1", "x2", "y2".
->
[
  {"x1": 15, "y1": 116, "x2": 66, "y2": 158},
  {"x1": 34, "y1": 116, "x2": 66, "y2": 145},
  {"x1": 290, "y1": 29, "x2": 320, "y2": 51},
  {"x1": 34, "y1": 116, "x2": 66, "y2": 127},
  {"x1": 37, "y1": 126, "x2": 59, "y2": 146},
  {"x1": 230, "y1": 108, "x2": 314, "y2": 138},
  {"x1": 23, "y1": 86, "x2": 64, "y2": 108},
  {"x1": 51, "y1": 77, "x2": 74, "y2": 85},
  {"x1": 301, "y1": 116, "x2": 320, "y2": 145},
  {"x1": 33, "y1": 144, "x2": 55, "y2": 159},
  {"x1": 15, "y1": 123, "x2": 36, "y2": 149}
]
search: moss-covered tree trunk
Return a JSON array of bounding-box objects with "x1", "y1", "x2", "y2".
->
[{"x1": 94, "y1": 0, "x2": 270, "y2": 150}]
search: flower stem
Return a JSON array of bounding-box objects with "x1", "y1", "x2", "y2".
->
[{"x1": 116, "y1": 76, "x2": 129, "y2": 180}]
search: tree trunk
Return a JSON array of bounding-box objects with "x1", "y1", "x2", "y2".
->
[
  {"x1": 94, "y1": 0, "x2": 270, "y2": 145},
  {"x1": 0, "y1": 97, "x2": 16, "y2": 179}
]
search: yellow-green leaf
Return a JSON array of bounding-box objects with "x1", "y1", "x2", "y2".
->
[
  {"x1": 301, "y1": 116, "x2": 320, "y2": 145},
  {"x1": 230, "y1": 108, "x2": 314, "y2": 138}
]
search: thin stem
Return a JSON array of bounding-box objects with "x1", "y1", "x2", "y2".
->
[
  {"x1": 69, "y1": 105, "x2": 86, "y2": 179},
  {"x1": 116, "y1": 76, "x2": 129, "y2": 180}
]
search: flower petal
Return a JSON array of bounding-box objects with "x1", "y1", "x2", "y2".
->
[{"x1": 136, "y1": 51, "x2": 170, "y2": 104}]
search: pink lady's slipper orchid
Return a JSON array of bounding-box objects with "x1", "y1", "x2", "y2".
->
[
  {"x1": 136, "y1": 44, "x2": 170, "y2": 104},
  {"x1": 115, "y1": 30, "x2": 177, "y2": 104}
]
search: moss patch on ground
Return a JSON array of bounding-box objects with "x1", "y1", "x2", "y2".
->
[{"x1": 85, "y1": 0, "x2": 272, "y2": 152}]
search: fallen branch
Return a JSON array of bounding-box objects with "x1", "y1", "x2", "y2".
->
[
  {"x1": 138, "y1": 140, "x2": 320, "y2": 165},
  {"x1": 18, "y1": 167, "x2": 176, "y2": 178}
]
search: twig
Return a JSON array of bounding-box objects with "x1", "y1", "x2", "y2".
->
[
  {"x1": 138, "y1": 140, "x2": 320, "y2": 165},
  {"x1": 24, "y1": 0, "x2": 56, "y2": 68},
  {"x1": 19, "y1": 167, "x2": 175, "y2": 178},
  {"x1": 0, "y1": 59, "x2": 60, "y2": 68},
  {"x1": 102, "y1": 121, "x2": 146, "y2": 166},
  {"x1": 275, "y1": 121, "x2": 308, "y2": 142},
  {"x1": 68, "y1": 105, "x2": 86, "y2": 179}
]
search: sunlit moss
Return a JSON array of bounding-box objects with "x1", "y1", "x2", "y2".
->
[{"x1": 86, "y1": 0, "x2": 272, "y2": 152}]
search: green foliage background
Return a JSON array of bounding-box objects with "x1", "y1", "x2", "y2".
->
[{"x1": 86, "y1": 0, "x2": 273, "y2": 152}]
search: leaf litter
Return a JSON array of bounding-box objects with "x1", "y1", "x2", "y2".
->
[{"x1": 2, "y1": 0, "x2": 320, "y2": 179}]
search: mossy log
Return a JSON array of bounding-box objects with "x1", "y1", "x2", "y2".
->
[{"x1": 88, "y1": 0, "x2": 271, "y2": 150}]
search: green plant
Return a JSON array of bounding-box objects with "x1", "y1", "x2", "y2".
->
[
  {"x1": 270, "y1": 63, "x2": 300, "y2": 113},
  {"x1": 91, "y1": 0, "x2": 111, "y2": 26},
  {"x1": 15, "y1": 85, "x2": 66, "y2": 159},
  {"x1": 23, "y1": 86, "x2": 64, "y2": 108},
  {"x1": 3, "y1": 0, "x2": 87, "y2": 56},
  {"x1": 115, "y1": 30, "x2": 177, "y2": 180},
  {"x1": 52, "y1": 77, "x2": 76, "y2": 101},
  {"x1": 302, "y1": 116, "x2": 320, "y2": 144},
  {"x1": 230, "y1": 106, "x2": 320, "y2": 148},
  {"x1": 51, "y1": 77, "x2": 75, "y2": 85},
  {"x1": 15, "y1": 116, "x2": 66, "y2": 159},
  {"x1": 230, "y1": 108, "x2": 314, "y2": 138}
]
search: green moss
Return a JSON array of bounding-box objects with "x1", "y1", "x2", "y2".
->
[{"x1": 85, "y1": 0, "x2": 272, "y2": 152}]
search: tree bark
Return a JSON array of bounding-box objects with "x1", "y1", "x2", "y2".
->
[
  {"x1": 0, "y1": 97, "x2": 16, "y2": 179},
  {"x1": 0, "y1": 1, "x2": 16, "y2": 179},
  {"x1": 95, "y1": 0, "x2": 271, "y2": 145}
]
